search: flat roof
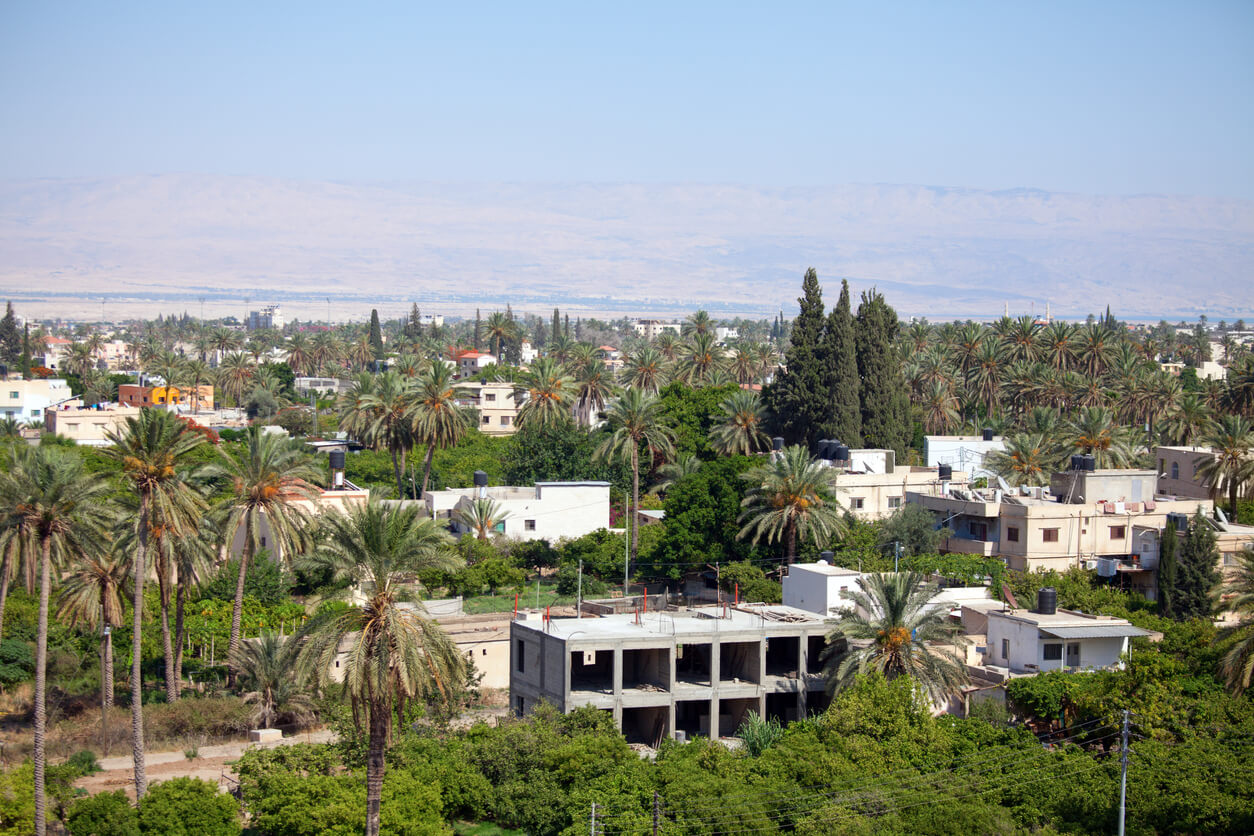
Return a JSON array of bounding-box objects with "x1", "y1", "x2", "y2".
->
[
  {"x1": 518, "y1": 605, "x2": 826, "y2": 643},
  {"x1": 990, "y1": 608, "x2": 1135, "y2": 629},
  {"x1": 534, "y1": 481, "x2": 611, "y2": 487},
  {"x1": 790, "y1": 562, "x2": 861, "y2": 577},
  {"x1": 1040, "y1": 624, "x2": 1152, "y2": 640}
]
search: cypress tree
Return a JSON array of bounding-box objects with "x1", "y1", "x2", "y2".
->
[
  {"x1": 534, "y1": 317, "x2": 548, "y2": 349},
  {"x1": 0, "y1": 301, "x2": 19, "y2": 366},
  {"x1": 1158, "y1": 520, "x2": 1179, "y2": 619},
  {"x1": 564, "y1": 314, "x2": 570, "y2": 339},
  {"x1": 474, "y1": 309, "x2": 483, "y2": 351},
  {"x1": 763, "y1": 268, "x2": 828, "y2": 447},
  {"x1": 368, "y1": 309, "x2": 384, "y2": 361},
  {"x1": 855, "y1": 289, "x2": 910, "y2": 457},
  {"x1": 1173, "y1": 513, "x2": 1220, "y2": 620},
  {"x1": 821, "y1": 279, "x2": 862, "y2": 446},
  {"x1": 552, "y1": 308, "x2": 561, "y2": 344},
  {"x1": 21, "y1": 323, "x2": 31, "y2": 378}
]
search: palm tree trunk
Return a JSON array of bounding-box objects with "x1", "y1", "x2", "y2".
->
[
  {"x1": 365, "y1": 702, "x2": 388, "y2": 836},
  {"x1": 158, "y1": 560, "x2": 177, "y2": 703},
  {"x1": 630, "y1": 445, "x2": 640, "y2": 566},
  {"x1": 173, "y1": 581, "x2": 186, "y2": 699},
  {"x1": 390, "y1": 447, "x2": 404, "y2": 500},
  {"x1": 103, "y1": 623, "x2": 114, "y2": 709},
  {"x1": 785, "y1": 519, "x2": 797, "y2": 564},
  {"x1": 420, "y1": 443, "x2": 436, "y2": 497},
  {"x1": 0, "y1": 550, "x2": 10, "y2": 639},
  {"x1": 131, "y1": 494, "x2": 149, "y2": 799},
  {"x1": 34, "y1": 537, "x2": 51, "y2": 836},
  {"x1": 227, "y1": 538, "x2": 253, "y2": 687}
]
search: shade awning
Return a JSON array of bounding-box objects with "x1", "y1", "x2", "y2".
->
[{"x1": 1040, "y1": 625, "x2": 1151, "y2": 640}]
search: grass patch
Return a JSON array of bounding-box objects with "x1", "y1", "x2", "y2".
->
[
  {"x1": 461, "y1": 582, "x2": 575, "y2": 614},
  {"x1": 453, "y1": 823, "x2": 527, "y2": 836}
]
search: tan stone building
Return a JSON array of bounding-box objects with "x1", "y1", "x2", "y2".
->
[
  {"x1": 820, "y1": 448, "x2": 968, "y2": 521},
  {"x1": 44, "y1": 403, "x2": 140, "y2": 446},
  {"x1": 457, "y1": 380, "x2": 519, "y2": 435},
  {"x1": 1154, "y1": 445, "x2": 1216, "y2": 501}
]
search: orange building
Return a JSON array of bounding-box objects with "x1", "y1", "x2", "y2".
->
[{"x1": 118, "y1": 383, "x2": 214, "y2": 410}]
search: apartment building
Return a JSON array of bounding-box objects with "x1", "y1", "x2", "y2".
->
[
  {"x1": 924, "y1": 430, "x2": 1006, "y2": 473},
  {"x1": 119, "y1": 383, "x2": 215, "y2": 411},
  {"x1": 2, "y1": 377, "x2": 75, "y2": 421},
  {"x1": 814, "y1": 444, "x2": 968, "y2": 520},
  {"x1": 453, "y1": 350, "x2": 497, "y2": 378},
  {"x1": 36, "y1": 337, "x2": 72, "y2": 370},
  {"x1": 633, "y1": 319, "x2": 682, "y2": 340},
  {"x1": 44, "y1": 404, "x2": 140, "y2": 446},
  {"x1": 509, "y1": 604, "x2": 834, "y2": 745},
  {"x1": 246, "y1": 305, "x2": 284, "y2": 331},
  {"x1": 908, "y1": 467, "x2": 1212, "y2": 573},
  {"x1": 426, "y1": 480, "x2": 610, "y2": 542},
  {"x1": 457, "y1": 380, "x2": 519, "y2": 435},
  {"x1": 1154, "y1": 445, "x2": 1215, "y2": 500}
]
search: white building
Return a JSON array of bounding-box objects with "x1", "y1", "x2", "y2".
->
[
  {"x1": 714, "y1": 326, "x2": 739, "y2": 343},
  {"x1": 3, "y1": 377, "x2": 75, "y2": 421},
  {"x1": 454, "y1": 350, "x2": 497, "y2": 378},
  {"x1": 426, "y1": 481, "x2": 610, "y2": 542},
  {"x1": 782, "y1": 561, "x2": 866, "y2": 616},
  {"x1": 246, "y1": 305, "x2": 284, "y2": 331},
  {"x1": 633, "y1": 319, "x2": 682, "y2": 340},
  {"x1": 983, "y1": 604, "x2": 1150, "y2": 674},
  {"x1": 924, "y1": 433, "x2": 1006, "y2": 474}
]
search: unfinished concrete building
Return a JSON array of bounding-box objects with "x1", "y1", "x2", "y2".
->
[{"x1": 509, "y1": 605, "x2": 835, "y2": 746}]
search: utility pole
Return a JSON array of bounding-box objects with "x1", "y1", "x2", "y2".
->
[
  {"x1": 1117, "y1": 708, "x2": 1130, "y2": 836},
  {"x1": 590, "y1": 802, "x2": 597, "y2": 836},
  {"x1": 577, "y1": 558, "x2": 583, "y2": 619},
  {"x1": 894, "y1": 541, "x2": 901, "y2": 572},
  {"x1": 653, "y1": 790, "x2": 661, "y2": 835},
  {"x1": 623, "y1": 494, "x2": 630, "y2": 598}
]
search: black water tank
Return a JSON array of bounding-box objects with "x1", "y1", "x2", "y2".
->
[
  {"x1": 817, "y1": 439, "x2": 832, "y2": 459},
  {"x1": 1082, "y1": 454, "x2": 1097, "y2": 472},
  {"x1": 772, "y1": 436, "x2": 785, "y2": 452},
  {"x1": 938, "y1": 464, "x2": 953, "y2": 481},
  {"x1": 1070, "y1": 454, "x2": 1083, "y2": 471},
  {"x1": 982, "y1": 427, "x2": 994, "y2": 442},
  {"x1": 819, "y1": 550, "x2": 834, "y2": 562},
  {"x1": 473, "y1": 470, "x2": 489, "y2": 488},
  {"x1": 1037, "y1": 587, "x2": 1058, "y2": 616},
  {"x1": 328, "y1": 450, "x2": 346, "y2": 471},
  {"x1": 835, "y1": 444, "x2": 850, "y2": 462}
]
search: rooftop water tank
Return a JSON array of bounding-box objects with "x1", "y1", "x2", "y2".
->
[
  {"x1": 328, "y1": 450, "x2": 346, "y2": 471},
  {"x1": 1036, "y1": 587, "x2": 1058, "y2": 616},
  {"x1": 473, "y1": 470, "x2": 489, "y2": 487},
  {"x1": 938, "y1": 464, "x2": 953, "y2": 481},
  {"x1": 772, "y1": 436, "x2": 785, "y2": 452},
  {"x1": 982, "y1": 427, "x2": 994, "y2": 441},
  {"x1": 834, "y1": 444, "x2": 850, "y2": 462}
]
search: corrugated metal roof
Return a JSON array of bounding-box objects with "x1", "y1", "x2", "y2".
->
[{"x1": 1040, "y1": 625, "x2": 1152, "y2": 640}]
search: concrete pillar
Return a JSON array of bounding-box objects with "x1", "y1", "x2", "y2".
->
[{"x1": 612, "y1": 646, "x2": 624, "y2": 729}]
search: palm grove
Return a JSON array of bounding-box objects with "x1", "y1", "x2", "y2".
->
[{"x1": 1, "y1": 276, "x2": 1254, "y2": 833}]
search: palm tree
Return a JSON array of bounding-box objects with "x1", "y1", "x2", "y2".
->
[
  {"x1": 729, "y1": 344, "x2": 760, "y2": 386},
  {"x1": 573, "y1": 363, "x2": 614, "y2": 427},
  {"x1": 820, "y1": 572, "x2": 968, "y2": 705},
  {"x1": 675, "y1": 332, "x2": 724, "y2": 385},
  {"x1": 1164, "y1": 394, "x2": 1214, "y2": 446},
  {"x1": 968, "y1": 339, "x2": 1006, "y2": 418},
  {"x1": 1064, "y1": 406, "x2": 1134, "y2": 468},
  {"x1": 1076, "y1": 323, "x2": 1117, "y2": 379},
  {"x1": 103, "y1": 410, "x2": 206, "y2": 800},
  {"x1": 293, "y1": 499, "x2": 466, "y2": 836},
  {"x1": 311, "y1": 331, "x2": 343, "y2": 375},
  {"x1": 183, "y1": 359, "x2": 212, "y2": 414},
  {"x1": 654, "y1": 332, "x2": 679, "y2": 362},
  {"x1": 682, "y1": 310, "x2": 713, "y2": 336},
  {"x1": 918, "y1": 380, "x2": 960, "y2": 435},
  {"x1": 738, "y1": 445, "x2": 844, "y2": 563},
  {"x1": 56, "y1": 548, "x2": 128, "y2": 712},
  {"x1": 455, "y1": 497, "x2": 510, "y2": 540},
  {"x1": 0, "y1": 448, "x2": 112, "y2": 834},
  {"x1": 347, "y1": 335, "x2": 375, "y2": 371},
  {"x1": 63, "y1": 342, "x2": 97, "y2": 378},
  {"x1": 285, "y1": 333, "x2": 313, "y2": 377},
  {"x1": 596, "y1": 388, "x2": 676, "y2": 572},
  {"x1": 230, "y1": 632, "x2": 317, "y2": 730},
  {"x1": 484, "y1": 311, "x2": 516, "y2": 360},
  {"x1": 217, "y1": 351, "x2": 256, "y2": 406},
  {"x1": 170, "y1": 524, "x2": 217, "y2": 699},
  {"x1": 209, "y1": 428, "x2": 320, "y2": 685},
  {"x1": 410, "y1": 363, "x2": 472, "y2": 495},
  {"x1": 1040, "y1": 321, "x2": 1076, "y2": 372},
  {"x1": 1219, "y1": 549, "x2": 1254, "y2": 695},
  {"x1": 985, "y1": 433, "x2": 1057, "y2": 487},
  {"x1": 208, "y1": 326, "x2": 243, "y2": 361},
  {"x1": 514, "y1": 358, "x2": 576, "y2": 430},
  {"x1": 647, "y1": 454, "x2": 701, "y2": 496},
  {"x1": 359, "y1": 371, "x2": 418, "y2": 499},
  {"x1": 621, "y1": 345, "x2": 669, "y2": 394},
  {"x1": 1000, "y1": 316, "x2": 1041, "y2": 365},
  {"x1": 708, "y1": 390, "x2": 769, "y2": 456},
  {"x1": 1196, "y1": 415, "x2": 1254, "y2": 518}
]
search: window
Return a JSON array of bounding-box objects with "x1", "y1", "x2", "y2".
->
[
  {"x1": 1042, "y1": 528, "x2": 1060, "y2": 543},
  {"x1": 1159, "y1": 458, "x2": 1165, "y2": 475},
  {"x1": 485, "y1": 393, "x2": 496, "y2": 402},
  {"x1": 1043, "y1": 643, "x2": 1062, "y2": 661},
  {"x1": 260, "y1": 536, "x2": 267, "y2": 548},
  {"x1": 516, "y1": 640, "x2": 525, "y2": 672},
  {"x1": 482, "y1": 648, "x2": 488, "y2": 655},
  {"x1": 493, "y1": 521, "x2": 506, "y2": 533},
  {"x1": 1109, "y1": 525, "x2": 1126, "y2": 540},
  {"x1": 1006, "y1": 526, "x2": 1020, "y2": 543},
  {"x1": 500, "y1": 416, "x2": 512, "y2": 426},
  {"x1": 482, "y1": 415, "x2": 490, "y2": 424},
  {"x1": 1002, "y1": 639, "x2": 1010, "y2": 660},
  {"x1": 1171, "y1": 462, "x2": 1179, "y2": 480},
  {"x1": 8, "y1": 392, "x2": 17, "y2": 399},
  {"x1": 887, "y1": 497, "x2": 902, "y2": 510},
  {"x1": 525, "y1": 520, "x2": 536, "y2": 531},
  {"x1": 970, "y1": 522, "x2": 988, "y2": 541},
  {"x1": 850, "y1": 498, "x2": 865, "y2": 510}
]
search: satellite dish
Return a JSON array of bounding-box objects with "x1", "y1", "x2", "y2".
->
[{"x1": 1001, "y1": 584, "x2": 1019, "y2": 610}]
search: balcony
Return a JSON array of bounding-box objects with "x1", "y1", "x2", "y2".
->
[{"x1": 940, "y1": 536, "x2": 997, "y2": 557}]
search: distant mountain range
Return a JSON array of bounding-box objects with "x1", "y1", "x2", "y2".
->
[{"x1": 1, "y1": 175, "x2": 1251, "y2": 322}]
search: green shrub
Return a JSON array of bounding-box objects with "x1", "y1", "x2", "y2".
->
[
  {"x1": 0, "y1": 763, "x2": 34, "y2": 836},
  {"x1": 143, "y1": 696, "x2": 254, "y2": 743},
  {"x1": 736, "y1": 711, "x2": 785, "y2": 756},
  {"x1": 0, "y1": 638, "x2": 34, "y2": 687},
  {"x1": 68, "y1": 790, "x2": 140, "y2": 836},
  {"x1": 66, "y1": 749, "x2": 102, "y2": 776},
  {"x1": 200, "y1": 554, "x2": 291, "y2": 606},
  {"x1": 244, "y1": 769, "x2": 447, "y2": 836},
  {"x1": 137, "y1": 777, "x2": 240, "y2": 836}
]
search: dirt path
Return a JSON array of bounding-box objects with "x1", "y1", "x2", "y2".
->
[{"x1": 77, "y1": 728, "x2": 337, "y2": 800}]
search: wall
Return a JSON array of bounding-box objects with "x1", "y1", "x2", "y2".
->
[
  {"x1": 924, "y1": 436, "x2": 1006, "y2": 471},
  {"x1": 782, "y1": 566, "x2": 862, "y2": 615},
  {"x1": 44, "y1": 405, "x2": 138, "y2": 445},
  {"x1": 2, "y1": 378, "x2": 73, "y2": 420},
  {"x1": 1155, "y1": 447, "x2": 1214, "y2": 500}
]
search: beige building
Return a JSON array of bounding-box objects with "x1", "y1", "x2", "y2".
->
[
  {"x1": 633, "y1": 319, "x2": 682, "y2": 340},
  {"x1": 909, "y1": 468, "x2": 1212, "y2": 573},
  {"x1": 3, "y1": 377, "x2": 76, "y2": 422},
  {"x1": 228, "y1": 483, "x2": 370, "y2": 561},
  {"x1": 44, "y1": 403, "x2": 139, "y2": 446},
  {"x1": 457, "y1": 380, "x2": 519, "y2": 435},
  {"x1": 819, "y1": 447, "x2": 969, "y2": 521},
  {"x1": 1155, "y1": 445, "x2": 1216, "y2": 500}
]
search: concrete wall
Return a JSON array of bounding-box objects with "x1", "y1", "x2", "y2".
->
[
  {"x1": 44, "y1": 404, "x2": 138, "y2": 445},
  {"x1": 986, "y1": 615, "x2": 1129, "y2": 673},
  {"x1": 2, "y1": 378, "x2": 74, "y2": 421},
  {"x1": 1155, "y1": 447, "x2": 1214, "y2": 500},
  {"x1": 924, "y1": 436, "x2": 1006, "y2": 471},
  {"x1": 782, "y1": 565, "x2": 862, "y2": 615}
]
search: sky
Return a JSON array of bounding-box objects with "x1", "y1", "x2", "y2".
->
[{"x1": 1, "y1": 1, "x2": 1252, "y2": 199}]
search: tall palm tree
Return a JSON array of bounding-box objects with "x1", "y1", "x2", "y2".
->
[
  {"x1": 1076, "y1": 323, "x2": 1117, "y2": 379},
  {"x1": 1196, "y1": 415, "x2": 1254, "y2": 517},
  {"x1": 311, "y1": 331, "x2": 343, "y2": 375},
  {"x1": 1219, "y1": 549, "x2": 1254, "y2": 695},
  {"x1": 820, "y1": 572, "x2": 969, "y2": 705},
  {"x1": 1000, "y1": 316, "x2": 1041, "y2": 365},
  {"x1": 573, "y1": 363, "x2": 614, "y2": 427},
  {"x1": 293, "y1": 499, "x2": 466, "y2": 836},
  {"x1": 484, "y1": 311, "x2": 516, "y2": 360},
  {"x1": 596, "y1": 388, "x2": 676, "y2": 571},
  {"x1": 985, "y1": 433, "x2": 1057, "y2": 487},
  {"x1": 918, "y1": 380, "x2": 960, "y2": 435},
  {"x1": 217, "y1": 351, "x2": 256, "y2": 406},
  {"x1": 208, "y1": 326, "x2": 243, "y2": 360},
  {"x1": 360, "y1": 371, "x2": 418, "y2": 499},
  {"x1": 285, "y1": 333, "x2": 313, "y2": 377},
  {"x1": 454, "y1": 497, "x2": 510, "y2": 540},
  {"x1": 708, "y1": 389, "x2": 769, "y2": 456},
  {"x1": 1040, "y1": 321, "x2": 1076, "y2": 372},
  {"x1": 1064, "y1": 406, "x2": 1134, "y2": 468},
  {"x1": 654, "y1": 332, "x2": 679, "y2": 362},
  {"x1": 729, "y1": 344, "x2": 760, "y2": 386},
  {"x1": 230, "y1": 632, "x2": 317, "y2": 730},
  {"x1": 968, "y1": 339, "x2": 1006, "y2": 418},
  {"x1": 104, "y1": 410, "x2": 206, "y2": 800},
  {"x1": 0, "y1": 448, "x2": 112, "y2": 835},
  {"x1": 347, "y1": 335, "x2": 375, "y2": 371},
  {"x1": 682, "y1": 310, "x2": 713, "y2": 337},
  {"x1": 621, "y1": 345, "x2": 669, "y2": 394},
  {"x1": 1164, "y1": 393, "x2": 1214, "y2": 447},
  {"x1": 514, "y1": 358, "x2": 576, "y2": 430},
  {"x1": 738, "y1": 445, "x2": 844, "y2": 563},
  {"x1": 675, "y1": 332, "x2": 724, "y2": 386},
  {"x1": 183, "y1": 359, "x2": 212, "y2": 414},
  {"x1": 56, "y1": 548, "x2": 128, "y2": 711},
  {"x1": 209, "y1": 428, "x2": 320, "y2": 684},
  {"x1": 63, "y1": 342, "x2": 97, "y2": 378},
  {"x1": 410, "y1": 363, "x2": 472, "y2": 495}
]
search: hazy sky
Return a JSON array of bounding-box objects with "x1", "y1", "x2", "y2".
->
[{"x1": 2, "y1": 1, "x2": 1251, "y2": 198}]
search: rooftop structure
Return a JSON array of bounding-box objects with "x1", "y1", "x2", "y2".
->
[
  {"x1": 1154, "y1": 446, "x2": 1217, "y2": 501},
  {"x1": 43, "y1": 403, "x2": 138, "y2": 446},
  {"x1": 981, "y1": 603, "x2": 1150, "y2": 675},
  {"x1": 426, "y1": 480, "x2": 610, "y2": 542},
  {"x1": 924, "y1": 431, "x2": 1006, "y2": 474},
  {"x1": 455, "y1": 380, "x2": 519, "y2": 436},
  {"x1": 811, "y1": 443, "x2": 968, "y2": 520}
]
